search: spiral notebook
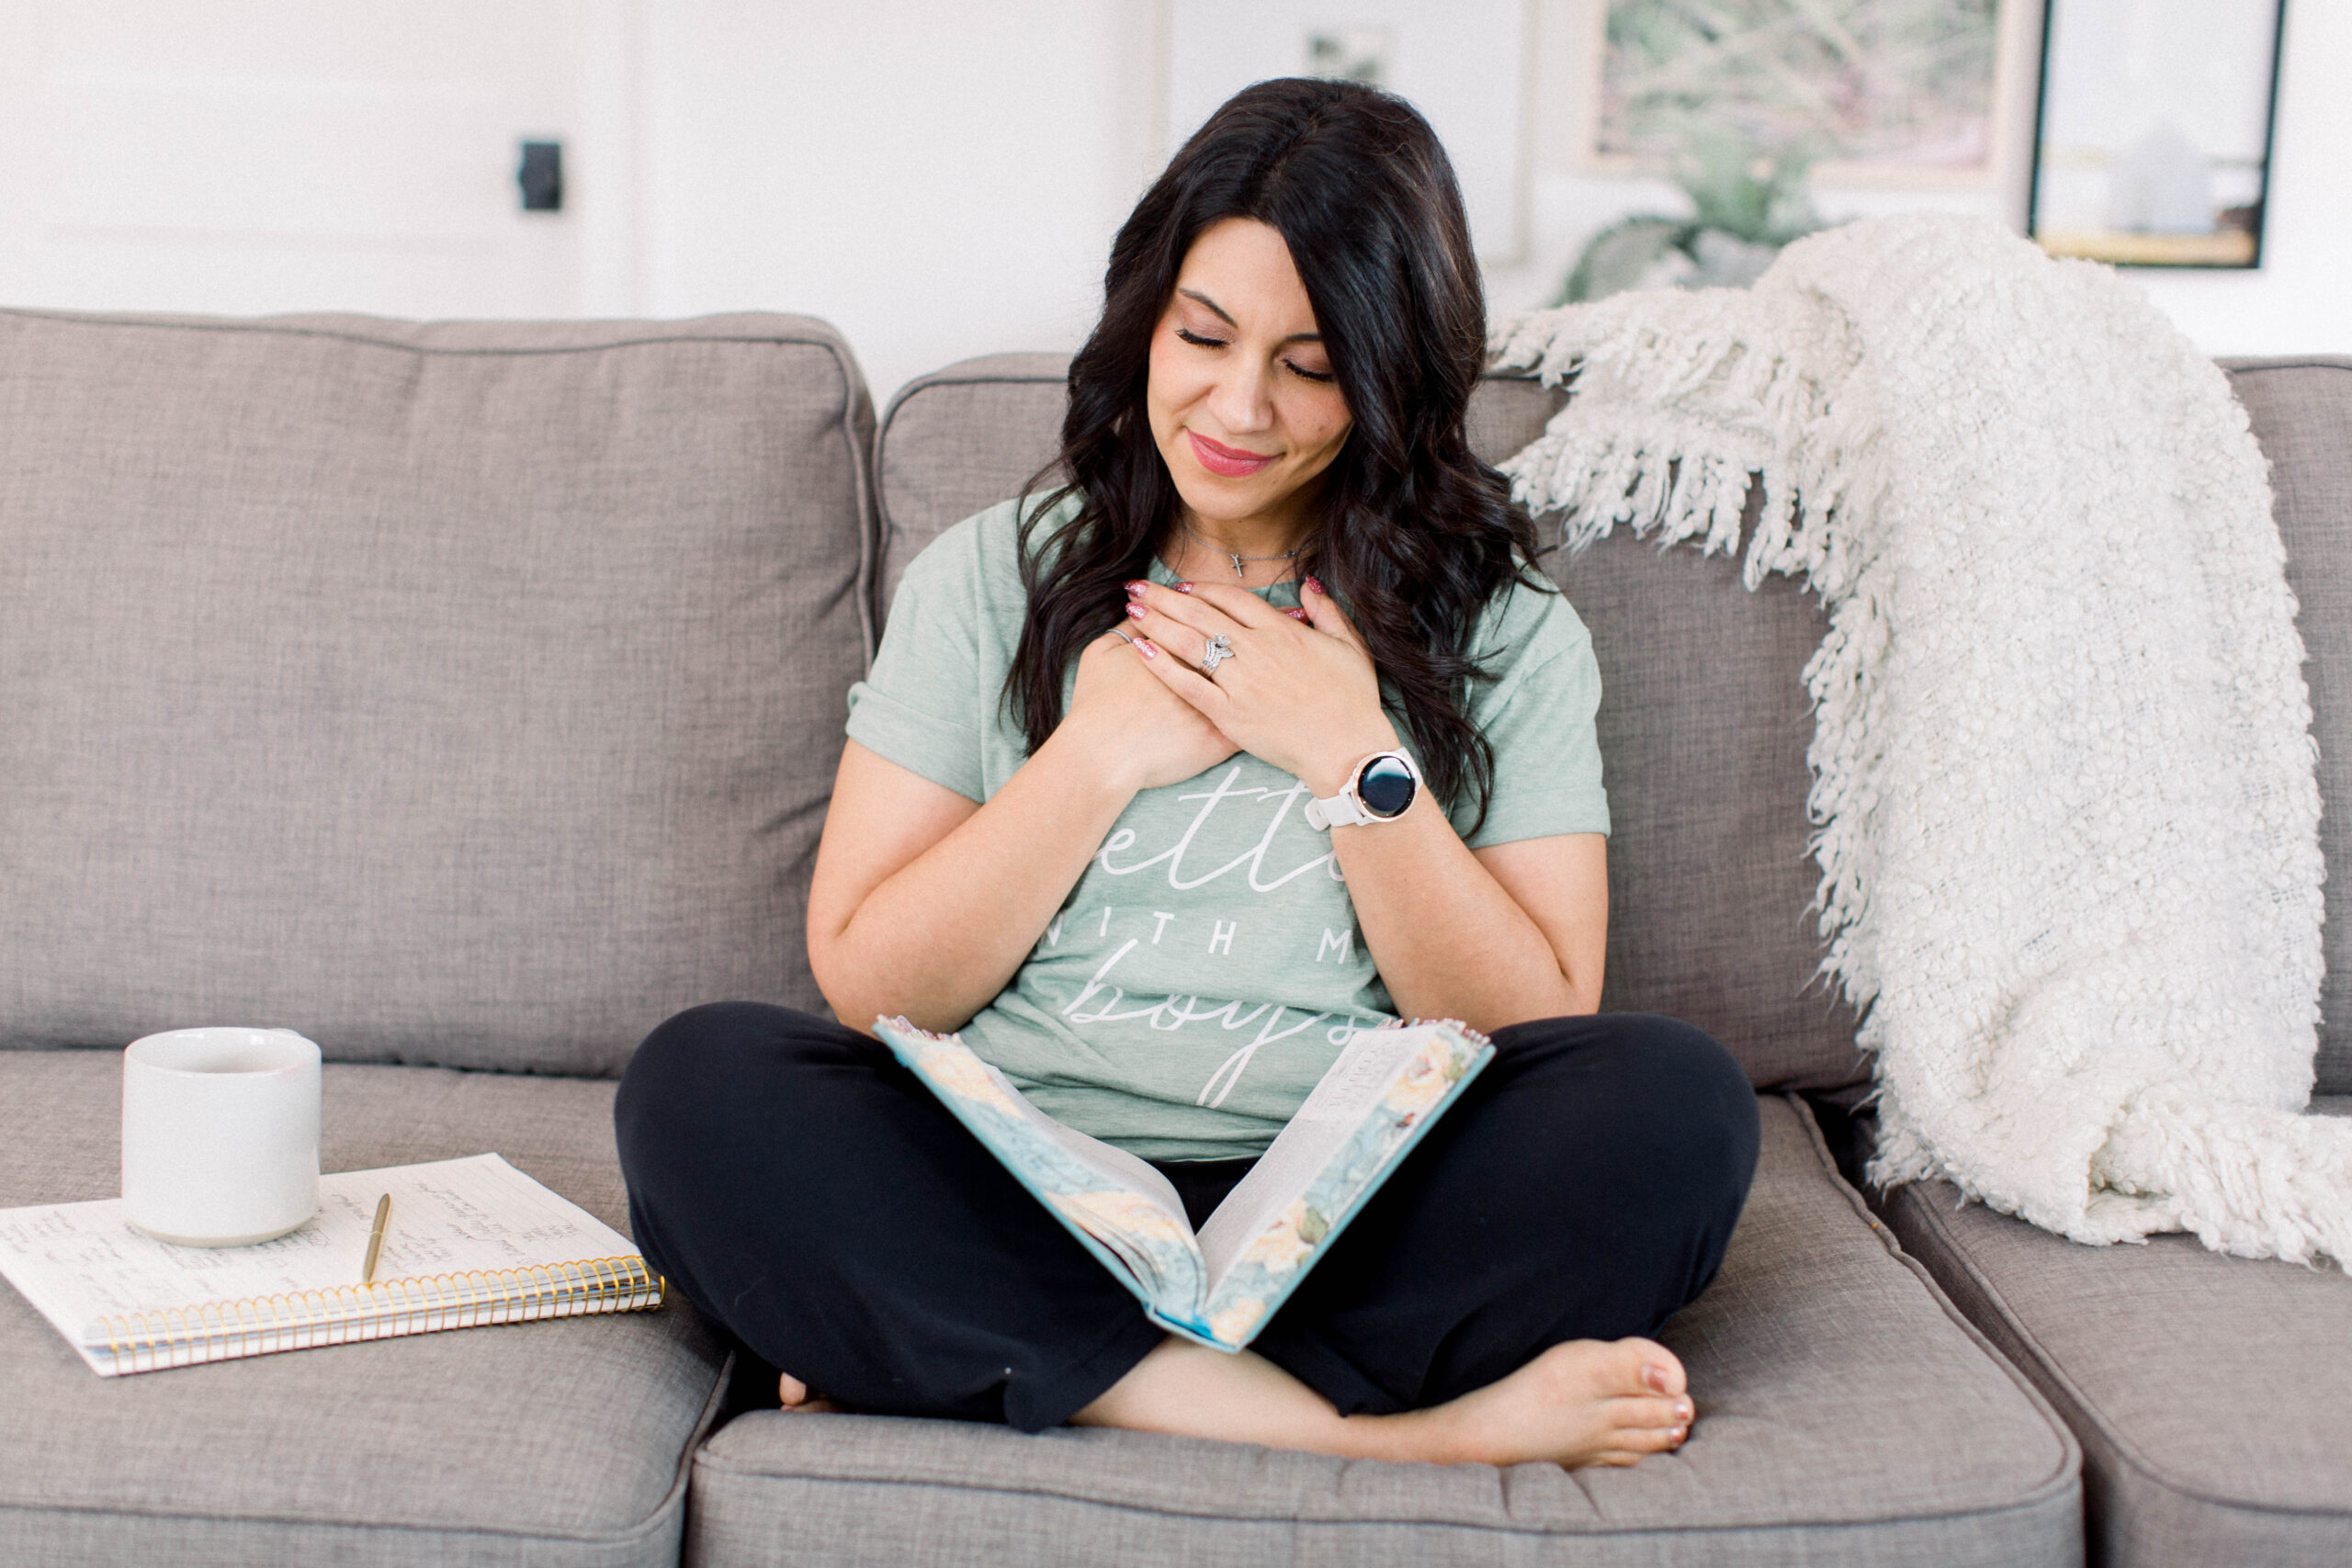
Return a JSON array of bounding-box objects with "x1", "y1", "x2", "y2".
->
[{"x1": 0, "y1": 1154, "x2": 660, "y2": 1376}]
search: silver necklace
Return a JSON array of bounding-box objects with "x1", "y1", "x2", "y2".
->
[{"x1": 1178, "y1": 517, "x2": 1301, "y2": 580}]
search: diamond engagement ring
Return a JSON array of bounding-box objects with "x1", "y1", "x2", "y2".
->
[{"x1": 1201, "y1": 632, "x2": 1235, "y2": 673}]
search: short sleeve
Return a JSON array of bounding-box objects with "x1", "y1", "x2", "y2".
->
[
  {"x1": 1452, "y1": 576, "x2": 1610, "y2": 849},
  {"x1": 845, "y1": 527, "x2": 989, "y2": 803}
]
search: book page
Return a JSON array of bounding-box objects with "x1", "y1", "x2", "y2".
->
[
  {"x1": 1025, "y1": 1100, "x2": 1193, "y2": 1226},
  {"x1": 1194, "y1": 1026, "x2": 1428, "y2": 1283},
  {"x1": 1187, "y1": 1022, "x2": 1490, "y2": 1348},
  {"x1": 0, "y1": 1154, "x2": 635, "y2": 1346},
  {"x1": 875, "y1": 1020, "x2": 1204, "y2": 1312}
]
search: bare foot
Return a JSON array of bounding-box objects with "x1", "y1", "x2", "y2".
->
[
  {"x1": 777, "y1": 1371, "x2": 842, "y2": 1414},
  {"x1": 1410, "y1": 1338, "x2": 1691, "y2": 1468},
  {"x1": 1070, "y1": 1334, "x2": 1688, "y2": 1470}
]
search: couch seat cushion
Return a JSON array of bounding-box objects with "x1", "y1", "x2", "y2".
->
[
  {"x1": 0, "y1": 1049, "x2": 727, "y2": 1568},
  {"x1": 1880, "y1": 1096, "x2": 2352, "y2": 1568},
  {"x1": 682, "y1": 1096, "x2": 2079, "y2": 1568}
]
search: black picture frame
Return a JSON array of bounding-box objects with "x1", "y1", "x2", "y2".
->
[{"x1": 2028, "y1": 0, "x2": 2287, "y2": 269}]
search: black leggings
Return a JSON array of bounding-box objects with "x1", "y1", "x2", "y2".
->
[{"x1": 614, "y1": 1005, "x2": 1758, "y2": 1433}]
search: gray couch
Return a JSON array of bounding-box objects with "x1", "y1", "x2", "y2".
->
[{"x1": 0, "y1": 306, "x2": 2340, "y2": 1568}]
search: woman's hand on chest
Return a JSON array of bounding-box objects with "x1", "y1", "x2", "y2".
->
[
  {"x1": 1119, "y1": 576, "x2": 1396, "y2": 795},
  {"x1": 1063, "y1": 627, "x2": 1240, "y2": 794}
]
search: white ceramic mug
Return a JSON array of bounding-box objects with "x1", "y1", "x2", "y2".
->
[{"x1": 121, "y1": 1027, "x2": 322, "y2": 1247}]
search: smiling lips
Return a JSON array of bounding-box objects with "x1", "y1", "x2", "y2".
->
[{"x1": 1187, "y1": 429, "x2": 1277, "y2": 479}]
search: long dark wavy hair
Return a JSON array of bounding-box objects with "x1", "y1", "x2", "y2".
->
[{"x1": 1010, "y1": 76, "x2": 1545, "y2": 832}]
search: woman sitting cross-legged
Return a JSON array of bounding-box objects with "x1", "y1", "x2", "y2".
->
[{"x1": 616, "y1": 76, "x2": 1760, "y2": 1470}]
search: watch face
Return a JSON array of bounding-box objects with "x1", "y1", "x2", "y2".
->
[{"x1": 1357, "y1": 753, "x2": 1417, "y2": 818}]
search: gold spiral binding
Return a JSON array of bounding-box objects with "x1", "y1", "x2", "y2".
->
[
  {"x1": 95, "y1": 1254, "x2": 659, "y2": 1375},
  {"x1": 1397, "y1": 1017, "x2": 1494, "y2": 1048}
]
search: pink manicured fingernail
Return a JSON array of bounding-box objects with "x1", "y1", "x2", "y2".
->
[
  {"x1": 1304, "y1": 576, "x2": 1325, "y2": 595},
  {"x1": 1174, "y1": 581, "x2": 1193, "y2": 594},
  {"x1": 1285, "y1": 607, "x2": 1309, "y2": 621},
  {"x1": 1124, "y1": 581, "x2": 1147, "y2": 597},
  {"x1": 1125, "y1": 602, "x2": 1146, "y2": 620},
  {"x1": 1645, "y1": 1366, "x2": 1670, "y2": 1393},
  {"x1": 1136, "y1": 637, "x2": 1158, "y2": 659}
]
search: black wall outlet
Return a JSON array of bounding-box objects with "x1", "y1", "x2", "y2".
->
[{"x1": 518, "y1": 141, "x2": 562, "y2": 212}]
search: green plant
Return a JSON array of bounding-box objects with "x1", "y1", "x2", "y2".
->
[
  {"x1": 1677, "y1": 134, "x2": 1819, "y2": 247},
  {"x1": 1555, "y1": 134, "x2": 1822, "y2": 305}
]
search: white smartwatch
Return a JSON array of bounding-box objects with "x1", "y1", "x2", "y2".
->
[{"x1": 1304, "y1": 750, "x2": 1422, "y2": 829}]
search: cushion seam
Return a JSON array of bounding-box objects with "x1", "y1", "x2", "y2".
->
[
  {"x1": 894, "y1": 368, "x2": 1069, "y2": 391},
  {"x1": 829, "y1": 334, "x2": 880, "y2": 671},
  {"x1": 0, "y1": 308, "x2": 850, "y2": 359},
  {"x1": 1892, "y1": 1184, "x2": 2349, "y2": 1524},
  {"x1": 1786, "y1": 1095, "x2": 2082, "y2": 1498},
  {"x1": 2218, "y1": 356, "x2": 2352, "y2": 374},
  {"x1": 0, "y1": 1355, "x2": 728, "y2": 1544},
  {"x1": 0, "y1": 1500, "x2": 673, "y2": 1550},
  {"x1": 686, "y1": 1442, "x2": 2078, "y2": 1538},
  {"x1": 0, "y1": 1484, "x2": 682, "y2": 1547}
]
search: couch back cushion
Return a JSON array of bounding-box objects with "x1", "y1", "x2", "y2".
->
[
  {"x1": 0, "y1": 310, "x2": 872, "y2": 1076},
  {"x1": 2230, "y1": 358, "x2": 2352, "y2": 1094},
  {"x1": 876, "y1": 354, "x2": 1071, "y2": 613},
  {"x1": 876, "y1": 354, "x2": 2352, "y2": 1097},
  {"x1": 875, "y1": 355, "x2": 1865, "y2": 1091}
]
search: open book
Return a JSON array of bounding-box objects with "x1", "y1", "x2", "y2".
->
[
  {"x1": 0, "y1": 1154, "x2": 660, "y2": 1376},
  {"x1": 876, "y1": 1017, "x2": 1492, "y2": 1352}
]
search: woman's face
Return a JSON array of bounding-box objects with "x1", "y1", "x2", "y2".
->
[{"x1": 1146, "y1": 217, "x2": 1353, "y2": 539}]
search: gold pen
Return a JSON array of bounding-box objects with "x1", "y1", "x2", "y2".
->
[{"x1": 361, "y1": 1193, "x2": 391, "y2": 1285}]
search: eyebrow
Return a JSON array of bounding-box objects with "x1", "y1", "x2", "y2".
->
[{"x1": 1178, "y1": 288, "x2": 1322, "y2": 344}]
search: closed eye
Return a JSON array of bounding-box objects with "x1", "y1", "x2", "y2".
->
[{"x1": 1176, "y1": 323, "x2": 1333, "y2": 384}]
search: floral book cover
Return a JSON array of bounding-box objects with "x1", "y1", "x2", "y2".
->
[{"x1": 875, "y1": 1016, "x2": 1492, "y2": 1351}]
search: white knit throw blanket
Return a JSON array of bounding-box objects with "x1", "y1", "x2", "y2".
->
[{"x1": 1494, "y1": 213, "x2": 2350, "y2": 1265}]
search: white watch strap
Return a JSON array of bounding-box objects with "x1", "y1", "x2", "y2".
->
[{"x1": 1304, "y1": 789, "x2": 1376, "y2": 830}]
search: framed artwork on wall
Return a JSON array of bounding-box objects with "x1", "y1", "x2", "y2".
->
[
  {"x1": 2027, "y1": 0, "x2": 2285, "y2": 268},
  {"x1": 1581, "y1": 0, "x2": 2041, "y2": 186}
]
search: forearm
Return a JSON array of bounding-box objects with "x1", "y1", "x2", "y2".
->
[
  {"x1": 812, "y1": 730, "x2": 1133, "y2": 1032},
  {"x1": 1336, "y1": 800, "x2": 1589, "y2": 1030}
]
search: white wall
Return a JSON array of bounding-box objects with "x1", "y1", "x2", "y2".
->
[
  {"x1": 0, "y1": 0, "x2": 2342, "y2": 393},
  {"x1": 638, "y1": 0, "x2": 2349, "y2": 394},
  {"x1": 642, "y1": 0, "x2": 1161, "y2": 404},
  {"x1": 0, "y1": 0, "x2": 633, "y2": 320}
]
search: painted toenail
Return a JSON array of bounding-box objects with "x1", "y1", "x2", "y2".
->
[
  {"x1": 1645, "y1": 1366, "x2": 1670, "y2": 1393},
  {"x1": 1677, "y1": 1401, "x2": 1693, "y2": 1421},
  {"x1": 1669, "y1": 1427, "x2": 1687, "y2": 1444}
]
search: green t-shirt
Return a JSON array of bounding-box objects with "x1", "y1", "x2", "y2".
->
[{"x1": 845, "y1": 496, "x2": 1609, "y2": 1161}]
